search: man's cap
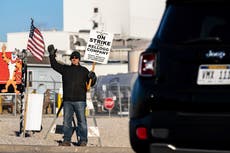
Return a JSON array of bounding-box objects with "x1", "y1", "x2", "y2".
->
[{"x1": 70, "y1": 51, "x2": 81, "y2": 60}]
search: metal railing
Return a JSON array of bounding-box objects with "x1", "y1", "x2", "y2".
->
[
  {"x1": 0, "y1": 93, "x2": 18, "y2": 116},
  {"x1": 0, "y1": 79, "x2": 132, "y2": 117}
]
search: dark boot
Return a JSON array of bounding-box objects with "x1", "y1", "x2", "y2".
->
[
  {"x1": 76, "y1": 141, "x2": 87, "y2": 146},
  {"x1": 58, "y1": 141, "x2": 71, "y2": 146}
]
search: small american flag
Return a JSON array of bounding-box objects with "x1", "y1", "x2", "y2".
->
[{"x1": 27, "y1": 19, "x2": 45, "y2": 61}]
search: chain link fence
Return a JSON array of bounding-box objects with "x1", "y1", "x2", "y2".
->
[{"x1": 0, "y1": 73, "x2": 137, "y2": 117}]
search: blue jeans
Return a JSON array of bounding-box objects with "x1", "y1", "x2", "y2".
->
[{"x1": 63, "y1": 101, "x2": 87, "y2": 143}]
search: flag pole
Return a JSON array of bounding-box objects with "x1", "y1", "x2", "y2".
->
[
  {"x1": 30, "y1": 18, "x2": 33, "y2": 23},
  {"x1": 23, "y1": 78, "x2": 30, "y2": 137},
  {"x1": 18, "y1": 50, "x2": 27, "y2": 136}
]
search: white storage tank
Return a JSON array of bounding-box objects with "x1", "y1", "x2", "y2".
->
[{"x1": 128, "y1": 50, "x2": 142, "y2": 72}]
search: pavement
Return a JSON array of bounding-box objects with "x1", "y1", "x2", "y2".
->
[
  {"x1": 0, "y1": 114, "x2": 134, "y2": 153},
  {"x1": 0, "y1": 144, "x2": 134, "y2": 153}
]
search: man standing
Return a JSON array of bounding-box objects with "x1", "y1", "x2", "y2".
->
[{"x1": 48, "y1": 44, "x2": 97, "y2": 146}]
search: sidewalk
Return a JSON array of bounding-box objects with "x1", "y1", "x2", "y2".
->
[
  {"x1": 0, "y1": 144, "x2": 134, "y2": 153},
  {"x1": 0, "y1": 114, "x2": 131, "y2": 147}
]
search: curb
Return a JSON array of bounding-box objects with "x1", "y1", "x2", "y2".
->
[{"x1": 0, "y1": 144, "x2": 134, "y2": 153}]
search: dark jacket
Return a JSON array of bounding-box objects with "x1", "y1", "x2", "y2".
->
[{"x1": 49, "y1": 54, "x2": 96, "y2": 101}]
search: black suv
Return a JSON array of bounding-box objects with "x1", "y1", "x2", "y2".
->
[{"x1": 129, "y1": 0, "x2": 230, "y2": 153}]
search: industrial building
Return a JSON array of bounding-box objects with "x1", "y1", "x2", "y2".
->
[{"x1": 0, "y1": 0, "x2": 164, "y2": 114}]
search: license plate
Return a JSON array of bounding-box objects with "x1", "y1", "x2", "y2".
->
[{"x1": 197, "y1": 65, "x2": 230, "y2": 85}]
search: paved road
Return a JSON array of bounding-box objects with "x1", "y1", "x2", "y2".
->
[
  {"x1": 0, "y1": 144, "x2": 134, "y2": 153},
  {"x1": 0, "y1": 115, "x2": 131, "y2": 147}
]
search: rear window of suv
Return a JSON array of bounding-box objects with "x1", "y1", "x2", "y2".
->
[{"x1": 157, "y1": 4, "x2": 230, "y2": 43}]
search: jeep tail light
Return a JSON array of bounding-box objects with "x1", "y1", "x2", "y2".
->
[
  {"x1": 139, "y1": 52, "x2": 156, "y2": 76},
  {"x1": 136, "y1": 127, "x2": 148, "y2": 140}
]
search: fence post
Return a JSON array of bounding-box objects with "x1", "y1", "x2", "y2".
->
[
  {"x1": 0, "y1": 95, "x2": 2, "y2": 114},
  {"x1": 51, "y1": 76, "x2": 57, "y2": 114},
  {"x1": 117, "y1": 82, "x2": 122, "y2": 117}
]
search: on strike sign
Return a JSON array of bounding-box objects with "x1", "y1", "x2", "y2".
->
[{"x1": 84, "y1": 30, "x2": 113, "y2": 64}]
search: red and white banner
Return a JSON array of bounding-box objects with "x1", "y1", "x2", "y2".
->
[{"x1": 0, "y1": 52, "x2": 22, "y2": 84}]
